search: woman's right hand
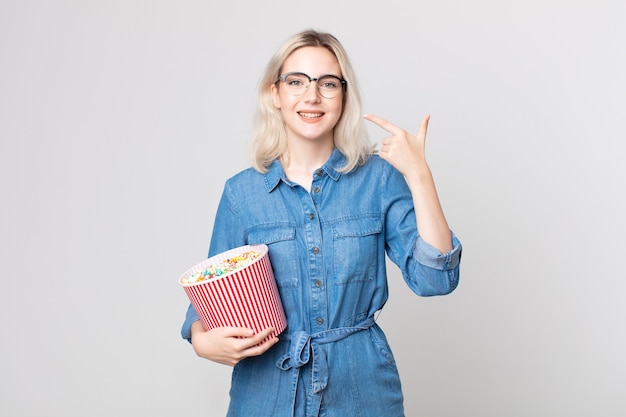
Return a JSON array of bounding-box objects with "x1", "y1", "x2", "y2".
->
[{"x1": 190, "y1": 321, "x2": 279, "y2": 366}]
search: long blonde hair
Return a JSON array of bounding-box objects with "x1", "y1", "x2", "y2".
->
[{"x1": 250, "y1": 29, "x2": 373, "y2": 173}]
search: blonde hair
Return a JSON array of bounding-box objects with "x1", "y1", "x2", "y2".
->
[{"x1": 250, "y1": 29, "x2": 373, "y2": 173}]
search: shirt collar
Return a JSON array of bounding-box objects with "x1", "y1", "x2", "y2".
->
[{"x1": 263, "y1": 148, "x2": 346, "y2": 193}]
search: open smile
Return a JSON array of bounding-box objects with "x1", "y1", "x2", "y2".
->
[{"x1": 298, "y1": 112, "x2": 324, "y2": 119}]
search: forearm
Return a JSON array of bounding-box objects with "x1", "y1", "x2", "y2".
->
[{"x1": 405, "y1": 166, "x2": 452, "y2": 253}]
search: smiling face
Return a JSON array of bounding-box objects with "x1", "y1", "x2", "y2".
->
[{"x1": 271, "y1": 46, "x2": 344, "y2": 148}]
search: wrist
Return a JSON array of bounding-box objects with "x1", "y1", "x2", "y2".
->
[
  {"x1": 404, "y1": 166, "x2": 433, "y2": 189},
  {"x1": 190, "y1": 320, "x2": 205, "y2": 335}
]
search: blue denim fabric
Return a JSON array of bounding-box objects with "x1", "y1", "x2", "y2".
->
[{"x1": 181, "y1": 149, "x2": 462, "y2": 417}]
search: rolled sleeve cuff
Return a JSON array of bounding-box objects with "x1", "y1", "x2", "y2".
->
[
  {"x1": 181, "y1": 303, "x2": 200, "y2": 343},
  {"x1": 414, "y1": 232, "x2": 462, "y2": 270}
]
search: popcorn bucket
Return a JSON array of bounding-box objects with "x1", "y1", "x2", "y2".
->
[{"x1": 179, "y1": 244, "x2": 287, "y2": 340}]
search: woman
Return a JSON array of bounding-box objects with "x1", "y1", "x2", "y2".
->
[{"x1": 182, "y1": 29, "x2": 462, "y2": 417}]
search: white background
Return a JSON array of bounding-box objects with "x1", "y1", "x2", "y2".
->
[{"x1": 1, "y1": 1, "x2": 625, "y2": 416}]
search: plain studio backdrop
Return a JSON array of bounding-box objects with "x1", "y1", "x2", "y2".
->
[{"x1": 1, "y1": 1, "x2": 624, "y2": 416}]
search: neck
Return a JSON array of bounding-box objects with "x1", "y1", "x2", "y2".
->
[{"x1": 281, "y1": 139, "x2": 334, "y2": 191}]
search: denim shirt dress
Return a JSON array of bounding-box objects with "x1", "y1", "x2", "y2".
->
[{"x1": 181, "y1": 149, "x2": 462, "y2": 417}]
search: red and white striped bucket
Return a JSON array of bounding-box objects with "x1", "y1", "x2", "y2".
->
[{"x1": 179, "y1": 244, "x2": 287, "y2": 340}]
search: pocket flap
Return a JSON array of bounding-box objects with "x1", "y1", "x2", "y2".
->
[
  {"x1": 332, "y1": 216, "x2": 382, "y2": 238},
  {"x1": 246, "y1": 224, "x2": 296, "y2": 245}
]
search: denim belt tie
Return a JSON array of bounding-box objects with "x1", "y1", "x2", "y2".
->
[{"x1": 276, "y1": 316, "x2": 375, "y2": 416}]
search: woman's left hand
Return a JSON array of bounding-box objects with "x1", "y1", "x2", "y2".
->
[{"x1": 364, "y1": 113, "x2": 431, "y2": 182}]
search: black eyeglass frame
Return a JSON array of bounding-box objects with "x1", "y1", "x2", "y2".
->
[{"x1": 276, "y1": 72, "x2": 347, "y2": 97}]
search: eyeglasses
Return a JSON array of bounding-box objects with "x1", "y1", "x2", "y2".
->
[{"x1": 277, "y1": 72, "x2": 347, "y2": 99}]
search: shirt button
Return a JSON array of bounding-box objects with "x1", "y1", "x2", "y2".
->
[
  {"x1": 313, "y1": 186, "x2": 320, "y2": 193},
  {"x1": 316, "y1": 317, "x2": 324, "y2": 325},
  {"x1": 309, "y1": 213, "x2": 315, "y2": 220},
  {"x1": 312, "y1": 247, "x2": 319, "y2": 254},
  {"x1": 315, "y1": 280, "x2": 322, "y2": 287},
  {"x1": 315, "y1": 169, "x2": 323, "y2": 176}
]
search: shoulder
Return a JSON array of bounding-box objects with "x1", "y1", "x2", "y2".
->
[
  {"x1": 351, "y1": 154, "x2": 409, "y2": 196},
  {"x1": 347, "y1": 154, "x2": 400, "y2": 180},
  {"x1": 225, "y1": 167, "x2": 265, "y2": 187},
  {"x1": 219, "y1": 166, "x2": 279, "y2": 208}
]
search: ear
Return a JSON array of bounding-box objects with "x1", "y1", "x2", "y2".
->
[{"x1": 270, "y1": 83, "x2": 281, "y2": 109}]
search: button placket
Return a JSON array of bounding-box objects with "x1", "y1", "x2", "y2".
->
[{"x1": 308, "y1": 169, "x2": 327, "y2": 332}]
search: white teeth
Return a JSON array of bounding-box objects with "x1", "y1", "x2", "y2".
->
[{"x1": 299, "y1": 112, "x2": 322, "y2": 119}]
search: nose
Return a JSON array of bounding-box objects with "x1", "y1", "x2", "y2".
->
[{"x1": 303, "y1": 79, "x2": 321, "y2": 102}]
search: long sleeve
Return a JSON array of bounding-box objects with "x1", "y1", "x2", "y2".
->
[
  {"x1": 382, "y1": 160, "x2": 462, "y2": 296},
  {"x1": 180, "y1": 180, "x2": 248, "y2": 342}
]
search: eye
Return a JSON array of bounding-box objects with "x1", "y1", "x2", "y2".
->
[
  {"x1": 320, "y1": 81, "x2": 338, "y2": 89},
  {"x1": 319, "y1": 76, "x2": 341, "y2": 89},
  {"x1": 285, "y1": 74, "x2": 308, "y2": 87}
]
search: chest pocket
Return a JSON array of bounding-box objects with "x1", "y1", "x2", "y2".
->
[
  {"x1": 331, "y1": 216, "x2": 382, "y2": 285},
  {"x1": 246, "y1": 224, "x2": 299, "y2": 288}
]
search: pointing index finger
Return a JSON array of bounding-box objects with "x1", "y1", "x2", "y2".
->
[{"x1": 363, "y1": 113, "x2": 403, "y2": 135}]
